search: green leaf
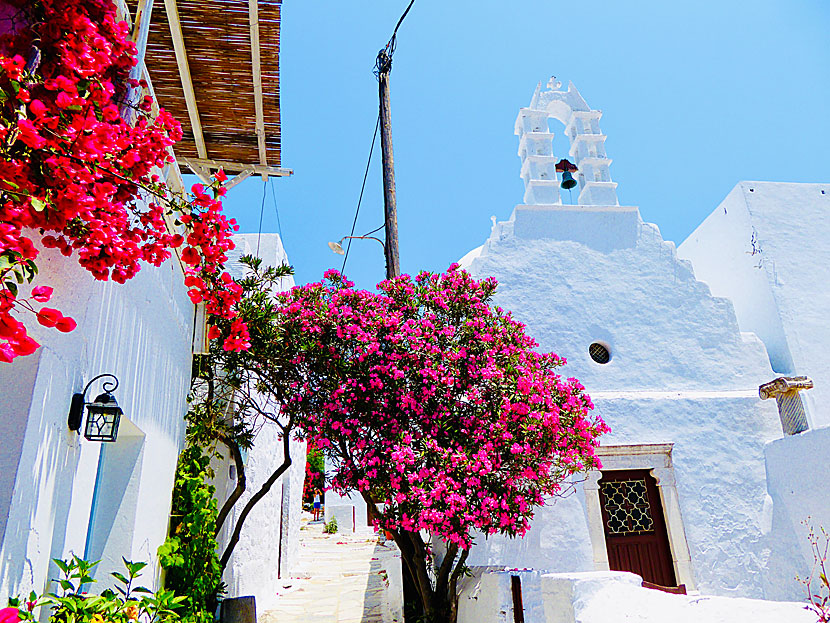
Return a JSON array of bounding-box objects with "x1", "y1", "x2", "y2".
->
[
  {"x1": 111, "y1": 572, "x2": 129, "y2": 585},
  {"x1": 125, "y1": 559, "x2": 148, "y2": 576},
  {"x1": 30, "y1": 198, "x2": 46, "y2": 212},
  {"x1": 53, "y1": 559, "x2": 70, "y2": 574}
]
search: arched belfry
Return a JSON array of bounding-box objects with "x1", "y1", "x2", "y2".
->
[{"x1": 515, "y1": 78, "x2": 618, "y2": 206}]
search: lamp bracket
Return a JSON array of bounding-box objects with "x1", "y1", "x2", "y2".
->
[
  {"x1": 83, "y1": 373, "x2": 119, "y2": 397},
  {"x1": 68, "y1": 373, "x2": 120, "y2": 433}
]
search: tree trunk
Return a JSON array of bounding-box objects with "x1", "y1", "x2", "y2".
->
[
  {"x1": 386, "y1": 525, "x2": 465, "y2": 622},
  {"x1": 354, "y1": 495, "x2": 468, "y2": 621},
  {"x1": 215, "y1": 437, "x2": 246, "y2": 535},
  {"x1": 218, "y1": 427, "x2": 292, "y2": 572}
]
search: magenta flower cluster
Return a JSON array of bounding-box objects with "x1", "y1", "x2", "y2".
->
[{"x1": 273, "y1": 265, "x2": 609, "y2": 549}]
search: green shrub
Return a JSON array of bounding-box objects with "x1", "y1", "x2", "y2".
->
[
  {"x1": 323, "y1": 517, "x2": 338, "y2": 534},
  {"x1": 7, "y1": 555, "x2": 185, "y2": 623},
  {"x1": 158, "y1": 445, "x2": 223, "y2": 623}
]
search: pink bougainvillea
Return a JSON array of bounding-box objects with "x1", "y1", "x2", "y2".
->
[
  {"x1": 0, "y1": 0, "x2": 247, "y2": 361},
  {"x1": 227, "y1": 263, "x2": 607, "y2": 620},
  {"x1": 0, "y1": 607, "x2": 19, "y2": 623}
]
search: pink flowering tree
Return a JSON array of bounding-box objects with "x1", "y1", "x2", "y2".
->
[{"x1": 217, "y1": 262, "x2": 609, "y2": 622}]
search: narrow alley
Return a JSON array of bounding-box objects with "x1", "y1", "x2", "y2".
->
[{"x1": 260, "y1": 515, "x2": 403, "y2": 623}]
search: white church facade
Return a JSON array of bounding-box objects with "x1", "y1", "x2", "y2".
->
[{"x1": 457, "y1": 79, "x2": 830, "y2": 601}]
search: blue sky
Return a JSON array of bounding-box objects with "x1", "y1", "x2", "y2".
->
[{"x1": 214, "y1": 0, "x2": 829, "y2": 291}]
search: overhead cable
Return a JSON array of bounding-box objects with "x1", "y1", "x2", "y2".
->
[{"x1": 341, "y1": 114, "x2": 381, "y2": 274}]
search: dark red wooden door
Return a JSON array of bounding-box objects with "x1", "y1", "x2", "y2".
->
[{"x1": 598, "y1": 470, "x2": 677, "y2": 587}]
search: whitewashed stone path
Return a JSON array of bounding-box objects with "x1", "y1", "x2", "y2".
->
[{"x1": 260, "y1": 514, "x2": 403, "y2": 623}]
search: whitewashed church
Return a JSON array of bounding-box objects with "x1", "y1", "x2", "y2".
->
[{"x1": 455, "y1": 79, "x2": 830, "y2": 603}]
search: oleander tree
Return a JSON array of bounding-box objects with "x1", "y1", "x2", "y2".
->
[{"x1": 215, "y1": 262, "x2": 609, "y2": 622}]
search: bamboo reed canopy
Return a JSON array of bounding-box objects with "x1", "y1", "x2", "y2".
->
[{"x1": 126, "y1": 0, "x2": 290, "y2": 182}]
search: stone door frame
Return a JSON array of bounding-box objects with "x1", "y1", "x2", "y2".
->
[{"x1": 583, "y1": 443, "x2": 695, "y2": 590}]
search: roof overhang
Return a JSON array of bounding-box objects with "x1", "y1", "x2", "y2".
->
[{"x1": 124, "y1": 0, "x2": 291, "y2": 182}]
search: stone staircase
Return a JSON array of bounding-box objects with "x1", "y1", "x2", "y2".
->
[{"x1": 260, "y1": 514, "x2": 403, "y2": 623}]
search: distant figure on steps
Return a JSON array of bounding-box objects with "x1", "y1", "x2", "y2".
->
[{"x1": 313, "y1": 489, "x2": 322, "y2": 521}]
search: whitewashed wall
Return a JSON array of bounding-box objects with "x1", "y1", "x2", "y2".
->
[
  {"x1": 324, "y1": 483, "x2": 369, "y2": 534},
  {"x1": 215, "y1": 233, "x2": 307, "y2": 611},
  {"x1": 0, "y1": 241, "x2": 193, "y2": 599},
  {"x1": 459, "y1": 190, "x2": 787, "y2": 597},
  {"x1": 678, "y1": 182, "x2": 830, "y2": 427},
  {"x1": 456, "y1": 569, "x2": 813, "y2": 623},
  {"x1": 449, "y1": 80, "x2": 809, "y2": 600},
  {"x1": 762, "y1": 425, "x2": 830, "y2": 600}
]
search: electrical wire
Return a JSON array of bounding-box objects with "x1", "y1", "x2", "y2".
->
[
  {"x1": 362, "y1": 223, "x2": 384, "y2": 237},
  {"x1": 374, "y1": 0, "x2": 416, "y2": 78},
  {"x1": 269, "y1": 177, "x2": 283, "y2": 241},
  {"x1": 256, "y1": 176, "x2": 266, "y2": 256},
  {"x1": 341, "y1": 114, "x2": 381, "y2": 274}
]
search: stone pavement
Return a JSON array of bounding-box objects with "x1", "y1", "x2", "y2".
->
[{"x1": 260, "y1": 514, "x2": 403, "y2": 623}]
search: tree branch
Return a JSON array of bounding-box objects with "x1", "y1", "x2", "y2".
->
[
  {"x1": 214, "y1": 436, "x2": 246, "y2": 536},
  {"x1": 434, "y1": 541, "x2": 459, "y2": 601},
  {"x1": 406, "y1": 529, "x2": 438, "y2": 611},
  {"x1": 218, "y1": 418, "x2": 294, "y2": 572},
  {"x1": 448, "y1": 547, "x2": 470, "y2": 621}
]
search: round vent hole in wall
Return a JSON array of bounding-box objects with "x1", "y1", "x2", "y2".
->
[{"x1": 589, "y1": 342, "x2": 611, "y2": 364}]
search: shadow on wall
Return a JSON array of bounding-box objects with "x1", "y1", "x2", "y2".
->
[
  {"x1": 460, "y1": 483, "x2": 595, "y2": 573},
  {"x1": 0, "y1": 347, "x2": 90, "y2": 598},
  {"x1": 763, "y1": 426, "x2": 830, "y2": 601},
  {"x1": 0, "y1": 350, "x2": 41, "y2": 554},
  {"x1": 361, "y1": 540, "x2": 403, "y2": 622},
  {"x1": 83, "y1": 419, "x2": 146, "y2": 592}
]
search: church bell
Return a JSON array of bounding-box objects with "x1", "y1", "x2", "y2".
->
[{"x1": 555, "y1": 159, "x2": 579, "y2": 190}]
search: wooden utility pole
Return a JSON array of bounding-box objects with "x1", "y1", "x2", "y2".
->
[
  {"x1": 376, "y1": 50, "x2": 400, "y2": 280},
  {"x1": 375, "y1": 0, "x2": 413, "y2": 280}
]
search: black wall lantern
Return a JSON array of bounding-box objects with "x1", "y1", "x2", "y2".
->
[{"x1": 68, "y1": 374, "x2": 123, "y2": 442}]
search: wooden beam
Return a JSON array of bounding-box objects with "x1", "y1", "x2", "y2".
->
[
  {"x1": 248, "y1": 0, "x2": 268, "y2": 173},
  {"x1": 120, "y1": 0, "x2": 155, "y2": 123},
  {"x1": 141, "y1": 67, "x2": 186, "y2": 192},
  {"x1": 180, "y1": 157, "x2": 292, "y2": 178},
  {"x1": 184, "y1": 160, "x2": 214, "y2": 186},
  {"x1": 131, "y1": 0, "x2": 154, "y2": 67},
  {"x1": 164, "y1": 0, "x2": 208, "y2": 159},
  {"x1": 113, "y1": 0, "x2": 131, "y2": 22},
  {"x1": 222, "y1": 169, "x2": 254, "y2": 191}
]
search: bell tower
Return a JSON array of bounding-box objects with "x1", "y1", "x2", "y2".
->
[{"x1": 515, "y1": 78, "x2": 619, "y2": 206}]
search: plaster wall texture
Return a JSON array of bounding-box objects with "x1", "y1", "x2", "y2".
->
[
  {"x1": 457, "y1": 569, "x2": 813, "y2": 623},
  {"x1": 678, "y1": 182, "x2": 830, "y2": 427},
  {"x1": 216, "y1": 233, "x2": 307, "y2": 611},
  {"x1": 762, "y1": 425, "x2": 830, "y2": 601},
  {"x1": 460, "y1": 201, "x2": 786, "y2": 598},
  {"x1": 0, "y1": 242, "x2": 193, "y2": 599},
  {"x1": 545, "y1": 571, "x2": 813, "y2": 623},
  {"x1": 212, "y1": 422, "x2": 307, "y2": 612},
  {"x1": 457, "y1": 567, "x2": 549, "y2": 623},
  {"x1": 324, "y1": 472, "x2": 369, "y2": 533}
]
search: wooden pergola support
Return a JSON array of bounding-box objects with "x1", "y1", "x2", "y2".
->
[
  {"x1": 164, "y1": 0, "x2": 208, "y2": 160},
  {"x1": 248, "y1": 0, "x2": 268, "y2": 175},
  {"x1": 181, "y1": 157, "x2": 292, "y2": 179},
  {"x1": 223, "y1": 169, "x2": 254, "y2": 191}
]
